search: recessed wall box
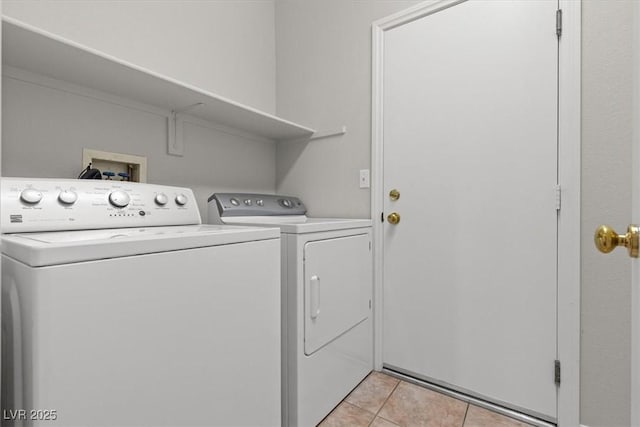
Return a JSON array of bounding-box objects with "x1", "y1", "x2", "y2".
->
[{"x1": 82, "y1": 149, "x2": 147, "y2": 182}]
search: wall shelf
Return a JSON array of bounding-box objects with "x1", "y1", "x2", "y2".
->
[{"x1": 2, "y1": 16, "x2": 316, "y2": 141}]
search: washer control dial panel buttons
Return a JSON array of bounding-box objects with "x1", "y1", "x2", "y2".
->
[
  {"x1": 175, "y1": 194, "x2": 188, "y2": 206},
  {"x1": 58, "y1": 190, "x2": 78, "y2": 205},
  {"x1": 154, "y1": 193, "x2": 168, "y2": 206},
  {"x1": 20, "y1": 188, "x2": 44, "y2": 204},
  {"x1": 108, "y1": 190, "x2": 131, "y2": 208},
  {"x1": 2, "y1": 178, "x2": 202, "y2": 233}
]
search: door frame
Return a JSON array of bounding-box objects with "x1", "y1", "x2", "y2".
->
[
  {"x1": 370, "y1": 1, "x2": 581, "y2": 425},
  {"x1": 632, "y1": 4, "x2": 639, "y2": 425}
]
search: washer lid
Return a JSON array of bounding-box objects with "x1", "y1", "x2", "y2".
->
[
  {"x1": 221, "y1": 217, "x2": 372, "y2": 234},
  {"x1": 2, "y1": 224, "x2": 279, "y2": 267}
]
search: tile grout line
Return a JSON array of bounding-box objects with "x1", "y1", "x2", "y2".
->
[
  {"x1": 368, "y1": 377, "x2": 403, "y2": 426},
  {"x1": 461, "y1": 402, "x2": 470, "y2": 427},
  {"x1": 376, "y1": 379, "x2": 402, "y2": 417},
  {"x1": 340, "y1": 401, "x2": 378, "y2": 426},
  {"x1": 342, "y1": 373, "x2": 379, "y2": 426}
]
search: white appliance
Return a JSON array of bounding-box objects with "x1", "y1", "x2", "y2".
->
[
  {"x1": 208, "y1": 193, "x2": 373, "y2": 427},
  {"x1": 1, "y1": 178, "x2": 282, "y2": 427}
]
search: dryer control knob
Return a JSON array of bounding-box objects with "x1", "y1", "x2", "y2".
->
[
  {"x1": 175, "y1": 194, "x2": 188, "y2": 206},
  {"x1": 109, "y1": 190, "x2": 130, "y2": 208},
  {"x1": 279, "y1": 199, "x2": 292, "y2": 208},
  {"x1": 20, "y1": 188, "x2": 43, "y2": 204},
  {"x1": 58, "y1": 190, "x2": 78, "y2": 205},
  {"x1": 155, "y1": 193, "x2": 168, "y2": 206}
]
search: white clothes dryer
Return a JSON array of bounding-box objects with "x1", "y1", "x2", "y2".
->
[
  {"x1": 1, "y1": 178, "x2": 282, "y2": 427},
  {"x1": 208, "y1": 193, "x2": 373, "y2": 427}
]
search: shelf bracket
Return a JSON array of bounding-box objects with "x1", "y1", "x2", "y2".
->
[
  {"x1": 308, "y1": 125, "x2": 347, "y2": 141},
  {"x1": 167, "y1": 103, "x2": 204, "y2": 156}
]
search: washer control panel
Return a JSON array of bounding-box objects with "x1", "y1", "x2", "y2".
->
[
  {"x1": 208, "y1": 193, "x2": 306, "y2": 218},
  {"x1": 1, "y1": 178, "x2": 201, "y2": 233}
]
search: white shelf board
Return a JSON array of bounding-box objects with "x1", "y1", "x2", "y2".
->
[{"x1": 1, "y1": 16, "x2": 315, "y2": 141}]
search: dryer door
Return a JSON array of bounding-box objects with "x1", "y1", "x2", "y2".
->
[{"x1": 304, "y1": 233, "x2": 371, "y2": 355}]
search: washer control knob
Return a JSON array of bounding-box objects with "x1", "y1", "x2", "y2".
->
[
  {"x1": 230, "y1": 198, "x2": 240, "y2": 206},
  {"x1": 20, "y1": 188, "x2": 43, "y2": 204},
  {"x1": 256, "y1": 199, "x2": 264, "y2": 207},
  {"x1": 58, "y1": 190, "x2": 78, "y2": 205},
  {"x1": 244, "y1": 199, "x2": 252, "y2": 206},
  {"x1": 175, "y1": 194, "x2": 188, "y2": 206},
  {"x1": 108, "y1": 190, "x2": 130, "y2": 208},
  {"x1": 279, "y1": 199, "x2": 292, "y2": 208},
  {"x1": 155, "y1": 193, "x2": 168, "y2": 206}
]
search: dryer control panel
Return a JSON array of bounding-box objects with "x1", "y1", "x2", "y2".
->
[
  {"x1": 1, "y1": 178, "x2": 201, "y2": 233},
  {"x1": 209, "y1": 193, "x2": 307, "y2": 219}
]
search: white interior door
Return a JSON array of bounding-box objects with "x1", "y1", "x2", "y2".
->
[{"x1": 382, "y1": 0, "x2": 559, "y2": 420}]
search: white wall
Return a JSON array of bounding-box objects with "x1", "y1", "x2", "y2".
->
[
  {"x1": 2, "y1": 0, "x2": 276, "y2": 113},
  {"x1": 581, "y1": 1, "x2": 633, "y2": 426},
  {"x1": 1, "y1": 0, "x2": 278, "y2": 221},
  {"x1": 275, "y1": 0, "x2": 420, "y2": 218},
  {"x1": 2, "y1": 74, "x2": 277, "y2": 221}
]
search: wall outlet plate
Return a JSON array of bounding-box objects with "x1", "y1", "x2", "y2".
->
[
  {"x1": 359, "y1": 169, "x2": 370, "y2": 188},
  {"x1": 82, "y1": 149, "x2": 147, "y2": 182}
]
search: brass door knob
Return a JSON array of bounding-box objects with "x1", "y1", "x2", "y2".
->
[
  {"x1": 387, "y1": 212, "x2": 401, "y2": 225},
  {"x1": 389, "y1": 189, "x2": 400, "y2": 201},
  {"x1": 594, "y1": 224, "x2": 640, "y2": 258}
]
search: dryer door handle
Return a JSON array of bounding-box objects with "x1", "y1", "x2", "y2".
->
[{"x1": 310, "y1": 275, "x2": 320, "y2": 319}]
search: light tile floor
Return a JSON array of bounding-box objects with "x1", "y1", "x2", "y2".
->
[{"x1": 318, "y1": 372, "x2": 534, "y2": 427}]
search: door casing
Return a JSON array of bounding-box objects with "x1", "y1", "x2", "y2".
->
[
  {"x1": 632, "y1": 3, "x2": 640, "y2": 425},
  {"x1": 370, "y1": 1, "x2": 581, "y2": 425}
]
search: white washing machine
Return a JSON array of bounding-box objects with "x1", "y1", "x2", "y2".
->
[
  {"x1": 1, "y1": 178, "x2": 282, "y2": 427},
  {"x1": 208, "y1": 193, "x2": 373, "y2": 427}
]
